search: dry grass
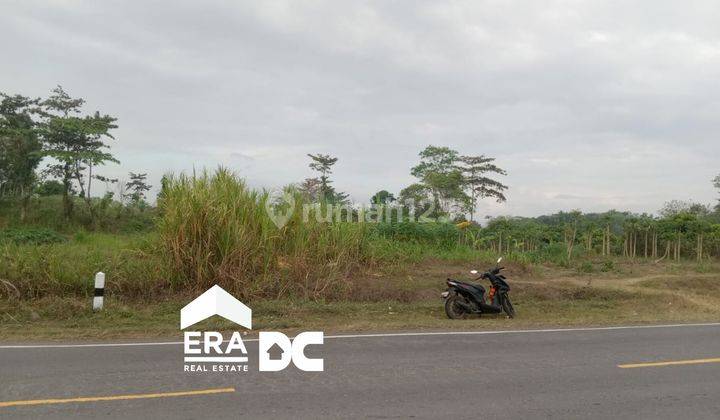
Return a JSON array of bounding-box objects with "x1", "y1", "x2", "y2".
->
[{"x1": 2, "y1": 259, "x2": 719, "y2": 341}]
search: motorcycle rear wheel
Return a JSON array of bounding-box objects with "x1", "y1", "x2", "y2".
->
[
  {"x1": 445, "y1": 293, "x2": 469, "y2": 319},
  {"x1": 502, "y1": 294, "x2": 515, "y2": 319}
]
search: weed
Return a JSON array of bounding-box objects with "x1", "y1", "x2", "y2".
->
[
  {"x1": 577, "y1": 261, "x2": 595, "y2": 274},
  {"x1": 0, "y1": 227, "x2": 66, "y2": 245}
]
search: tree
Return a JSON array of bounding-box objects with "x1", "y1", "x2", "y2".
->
[
  {"x1": 456, "y1": 155, "x2": 508, "y2": 221},
  {"x1": 690, "y1": 216, "x2": 712, "y2": 261},
  {"x1": 410, "y1": 146, "x2": 468, "y2": 217},
  {"x1": 564, "y1": 210, "x2": 582, "y2": 260},
  {"x1": 635, "y1": 214, "x2": 656, "y2": 259},
  {"x1": 306, "y1": 153, "x2": 348, "y2": 203},
  {"x1": 157, "y1": 174, "x2": 170, "y2": 203},
  {"x1": 124, "y1": 172, "x2": 151, "y2": 204},
  {"x1": 659, "y1": 200, "x2": 710, "y2": 218},
  {"x1": 297, "y1": 177, "x2": 322, "y2": 202},
  {"x1": 370, "y1": 190, "x2": 395, "y2": 205},
  {"x1": 0, "y1": 93, "x2": 43, "y2": 221},
  {"x1": 35, "y1": 179, "x2": 65, "y2": 196},
  {"x1": 40, "y1": 86, "x2": 119, "y2": 222},
  {"x1": 398, "y1": 183, "x2": 434, "y2": 220}
]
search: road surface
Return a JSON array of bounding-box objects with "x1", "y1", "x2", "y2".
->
[{"x1": 1, "y1": 323, "x2": 720, "y2": 419}]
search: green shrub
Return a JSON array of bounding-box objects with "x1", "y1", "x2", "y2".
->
[
  {"x1": 578, "y1": 261, "x2": 595, "y2": 273},
  {"x1": 600, "y1": 260, "x2": 615, "y2": 272},
  {"x1": 0, "y1": 227, "x2": 66, "y2": 245},
  {"x1": 524, "y1": 242, "x2": 568, "y2": 265},
  {"x1": 373, "y1": 222, "x2": 460, "y2": 249}
]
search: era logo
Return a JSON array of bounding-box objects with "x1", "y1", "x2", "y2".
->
[
  {"x1": 181, "y1": 285, "x2": 324, "y2": 373},
  {"x1": 259, "y1": 331, "x2": 324, "y2": 372}
]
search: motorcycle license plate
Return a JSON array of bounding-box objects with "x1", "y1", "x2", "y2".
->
[{"x1": 441, "y1": 291, "x2": 449, "y2": 299}]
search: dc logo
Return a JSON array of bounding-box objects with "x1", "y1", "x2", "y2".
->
[
  {"x1": 259, "y1": 332, "x2": 324, "y2": 372},
  {"x1": 181, "y1": 285, "x2": 324, "y2": 373}
]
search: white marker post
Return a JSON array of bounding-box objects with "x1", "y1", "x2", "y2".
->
[{"x1": 93, "y1": 272, "x2": 105, "y2": 311}]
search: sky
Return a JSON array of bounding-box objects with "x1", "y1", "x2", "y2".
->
[{"x1": 2, "y1": 0, "x2": 719, "y2": 218}]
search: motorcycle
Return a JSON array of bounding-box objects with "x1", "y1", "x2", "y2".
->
[{"x1": 441, "y1": 257, "x2": 516, "y2": 319}]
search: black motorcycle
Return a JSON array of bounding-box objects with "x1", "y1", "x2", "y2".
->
[{"x1": 441, "y1": 257, "x2": 515, "y2": 319}]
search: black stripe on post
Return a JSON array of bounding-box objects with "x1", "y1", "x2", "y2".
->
[{"x1": 94, "y1": 288, "x2": 104, "y2": 297}]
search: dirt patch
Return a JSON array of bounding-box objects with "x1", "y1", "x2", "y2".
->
[
  {"x1": 637, "y1": 276, "x2": 720, "y2": 293},
  {"x1": 513, "y1": 282, "x2": 640, "y2": 302}
]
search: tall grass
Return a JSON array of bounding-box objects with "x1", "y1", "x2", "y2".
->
[
  {"x1": 0, "y1": 233, "x2": 167, "y2": 299},
  {"x1": 157, "y1": 168, "x2": 372, "y2": 300}
]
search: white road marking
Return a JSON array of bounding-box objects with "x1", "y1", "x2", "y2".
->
[{"x1": 1, "y1": 322, "x2": 719, "y2": 349}]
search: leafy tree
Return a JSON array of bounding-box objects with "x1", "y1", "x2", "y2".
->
[
  {"x1": 0, "y1": 93, "x2": 43, "y2": 220},
  {"x1": 456, "y1": 155, "x2": 508, "y2": 221},
  {"x1": 564, "y1": 210, "x2": 582, "y2": 260},
  {"x1": 398, "y1": 183, "x2": 434, "y2": 220},
  {"x1": 333, "y1": 190, "x2": 350, "y2": 205},
  {"x1": 659, "y1": 200, "x2": 711, "y2": 218},
  {"x1": 124, "y1": 172, "x2": 151, "y2": 204},
  {"x1": 307, "y1": 153, "x2": 336, "y2": 199},
  {"x1": 157, "y1": 174, "x2": 170, "y2": 203},
  {"x1": 635, "y1": 214, "x2": 656, "y2": 259},
  {"x1": 306, "y1": 153, "x2": 348, "y2": 203},
  {"x1": 297, "y1": 177, "x2": 322, "y2": 202},
  {"x1": 410, "y1": 146, "x2": 468, "y2": 217},
  {"x1": 40, "y1": 86, "x2": 119, "y2": 222},
  {"x1": 408, "y1": 146, "x2": 508, "y2": 221},
  {"x1": 35, "y1": 179, "x2": 65, "y2": 196},
  {"x1": 370, "y1": 190, "x2": 395, "y2": 205},
  {"x1": 689, "y1": 216, "x2": 712, "y2": 261}
]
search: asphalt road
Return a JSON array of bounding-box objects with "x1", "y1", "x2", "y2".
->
[{"x1": 1, "y1": 323, "x2": 720, "y2": 419}]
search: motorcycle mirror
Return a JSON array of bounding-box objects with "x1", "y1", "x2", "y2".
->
[
  {"x1": 470, "y1": 270, "x2": 478, "y2": 275},
  {"x1": 497, "y1": 257, "x2": 503, "y2": 264}
]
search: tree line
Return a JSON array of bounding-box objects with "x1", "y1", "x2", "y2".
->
[
  {"x1": 0, "y1": 88, "x2": 151, "y2": 226},
  {"x1": 475, "y1": 201, "x2": 720, "y2": 262}
]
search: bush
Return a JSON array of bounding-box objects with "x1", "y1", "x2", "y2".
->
[
  {"x1": 600, "y1": 260, "x2": 615, "y2": 272},
  {"x1": 524, "y1": 242, "x2": 568, "y2": 265},
  {"x1": 373, "y1": 222, "x2": 460, "y2": 249},
  {"x1": 578, "y1": 261, "x2": 595, "y2": 273},
  {"x1": 0, "y1": 227, "x2": 66, "y2": 245}
]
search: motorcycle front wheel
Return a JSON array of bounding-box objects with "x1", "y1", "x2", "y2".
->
[
  {"x1": 445, "y1": 293, "x2": 469, "y2": 319},
  {"x1": 501, "y1": 294, "x2": 515, "y2": 319}
]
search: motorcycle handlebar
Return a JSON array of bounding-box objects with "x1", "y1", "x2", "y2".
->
[{"x1": 478, "y1": 266, "x2": 505, "y2": 279}]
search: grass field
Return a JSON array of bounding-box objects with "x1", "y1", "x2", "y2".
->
[
  {"x1": 2, "y1": 258, "x2": 719, "y2": 341},
  {"x1": 2, "y1": 171, "x2": 719, "y2": 341}
]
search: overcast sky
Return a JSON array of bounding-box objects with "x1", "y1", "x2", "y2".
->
[{"x1": 2, "y1": 1, "x2": 719, "y2": 217}]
